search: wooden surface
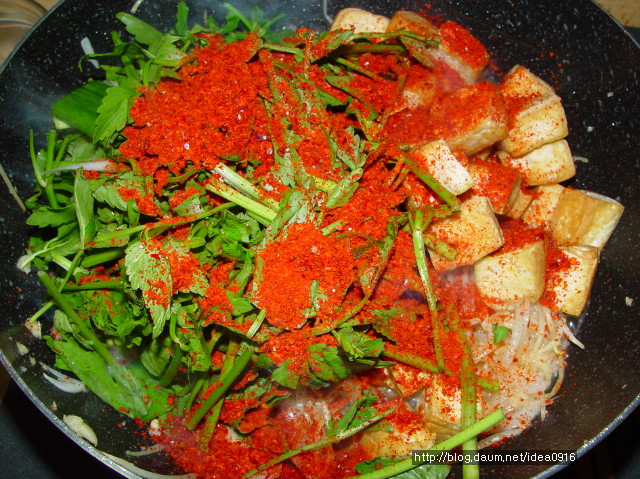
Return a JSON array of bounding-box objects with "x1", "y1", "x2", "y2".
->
[{"x1": 597, "y1": 0, "x2": 640, "y2": 27}]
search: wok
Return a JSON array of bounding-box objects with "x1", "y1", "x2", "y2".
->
[{"x1": 0, "y1": 0, "x2": 639, "y2": 478}]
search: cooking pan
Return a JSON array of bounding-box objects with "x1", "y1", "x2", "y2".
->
[{"x1": 0, "y1": 0, "x2": 639, "y2": 478}]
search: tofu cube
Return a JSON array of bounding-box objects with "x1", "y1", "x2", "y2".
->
[
  {"x1": 502, "y1": 139, "x2": 576, "y2": 186},
  {"x1": 431, "y1": 82, "x2": 509, "y2": 155},
  {"x1": 431, "y1": 21, "x2": 490, "y2": 84},
  {"x1": 361, "y1": 420, "x2": 436, "y2": 457},
  {"x1": 544, "y1": 245, "x2": 600, "y2": 316},
  {"x1": 387, "y1": 10, "x2": 438, "y2": 38},
  {"x1": 403, "y1": 172, "x2": 442, "y2": 210},
  {"x1": 400, "y1": 67, "x2": 438, "y2": 109},
  {"x1": 467, "y1": 160, "x2": 522, "y2": 214},
  {"x1": 330, "y1": 8, "x2": 390, "y2": 33},
  {"x1": 427, "y1": 376, "x2": 462, "y2": 426},
  {"x1": 410, "y1": 140, "x2": 474, "y2": 196},
  {"x1": 499, "y1": 65, "x2": 555, "y2": 100},
  {"x1": 500, "y1": 94, "x2": 569, "y2": 157},
  {"x1": 428, "y1": 195, "x2": 504, "y2": 271},
  {"x1": 387, "y1": 363, "x2": 431, "y2": 397},
  {"x1": 474, "y1": 239, "x2": 547, "y2": 304},
  {"x1": 425, "y1": 375, "x2": 484, "y2": 427},
  {"x1": 505, "y1": 186, "x2": 534, "y2": 219},
  {"x1": 549, "y1": 189, "x2": 624, "y2": 249},
  {"x1": 521, "y1": 184, "x2": 564, "y2": 226},
  {"x1": 499, "y1": 66, "x2": 568, "y2": 157}
]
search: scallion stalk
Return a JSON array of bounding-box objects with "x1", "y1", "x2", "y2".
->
[
  {"x1": 348, "y1": 409, "x2": 506, "y2": 479},
  {"x1": 186, "y1": 345, "x2": 254, "y2": 430}
]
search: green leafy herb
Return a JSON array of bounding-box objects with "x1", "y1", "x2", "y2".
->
[{"x1": 492, "y1": 324, "x2": 510, "y2": 344}]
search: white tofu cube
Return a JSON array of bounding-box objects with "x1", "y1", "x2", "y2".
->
[
  {"x1": 431, "y1": 21, "x2": 490, "y2": 84},
  {"x1": 428, "y1": 195, "x2": 504, "y2": 271},
  {"x1": 361, "y1": 426, "x2": 436, "y2": 457},
  {"x1": 431, "y1": 82, "x2": 509, "y2": 155},
  {"x1": 387, "y1": 10, "x2": 438, "y2": 38},
  {"x1": 425, "y1": 375, "x2": 484, "y2": 427},
  {"x1": 330, "y1": 8, "x2": 390, "y2": 33},
  {"x1": 505, "y1": 186, "x2": 534, "y2": 219},
  {"x1": 427, "y1": 376, "x2": 462, "y2": 426},
  {"x1": 521, "y1": 184, "x2": 564, "y2": 226},
  {"x1": 502, "y1": 139, "x2": 576, "y2": 186},
  {"x1": 549, "y1": 189, "x2": 624, "y2": 249},
  {"x1": 474, "y1": 239, "x2": 547, "y2": 304},
  {"x1": 545, "y1": 245, "x2": 600, "y2": 316},
  {"x1": 361, "y1": 407, "x2": 435, "y2": 456},
  {"x1": 401, "y1": 71, "x2": 438, "y2": 110},
  {"x1": 499, "y1": 66, "x2": 568, "y2": 157},
  {"x1": 387, "y1": 363, "x2": 430, "y2": 397},
  {"x1": 500, "y1": 93, "x2": 569, "y2": 157},
  {"x1": 410, "y1": 140, "x2": 474, "y2": 196},
  {"x1": 467, "y1": 160, "x2": 522, "y2": 214},
  {"x1": 499, "y1": 65, "x2": 555, "y2": 100}
]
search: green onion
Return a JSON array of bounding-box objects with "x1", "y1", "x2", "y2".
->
[{"x1": 348, "y1": 409, "x2": 506, "y2": 479}]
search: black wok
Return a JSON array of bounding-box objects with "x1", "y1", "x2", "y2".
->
[{"x1": 0, "y1": 0, "x2": 639, "y2": 478}]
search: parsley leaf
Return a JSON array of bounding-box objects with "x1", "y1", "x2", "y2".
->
[
  {"x1": 124, "y1": 240, "x2": 173, "y2": 338},
  {"x1": 492, "y1": 324, "x2": 510, "y2": 344}
]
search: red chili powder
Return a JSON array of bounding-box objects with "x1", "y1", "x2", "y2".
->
[
  {"x1": 117, "y1": 184, "x2": 161, "y2": 216},
  {"x1": 429, "y1": 81, "x2": 508, "y2": 146},
  {"x1": 466, "y1": 158, "x2": 522, "y2": 214},
  {"x1": 438, "y1": 21, "x2": 490, "y2": 72},
  {"x1": 496, "y1": 218, "x2": 546, "y2": 255},
  {"x1": 540, "y1": 242, "x2": 578, "y2": 308},
  {"x1": 199, "y1": 262, "x2": 234, "y2": 326},
  {"x1": 253, "y1": 221, "x2": 357, "y2": 330},
  {"x1": 259, "y1": 327, "x2": 339, "y2": 375},
  {"x1": 120, "y1": 34, "x2": 271, "y2": 176}
]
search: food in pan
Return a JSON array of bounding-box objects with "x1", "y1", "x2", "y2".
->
[{"x1": 18, "y1": 3, "x2": 623, "y2": 478}]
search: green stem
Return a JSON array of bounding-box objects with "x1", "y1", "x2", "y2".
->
[
  {"x1": 81, "y1": 249, "x2": 124, "y2": 268},
  {"x1": 37, "y1": 271, "x2": 115, "y2": 367},
  {"x1": 61, "y1": 249, "x2": 84, "y2": 285},
  {"x1": 159, "y1": 347, "x2": 184, "y2": 387},
  {"x1": 212, "y1": 164, "x2": 279, "y2": 210},
  {"x1": 246, "y1": 309, "x2": 266, "y2": 339},
  {"x1": 262, "y1": 42, "x2": 303, "y2": 56},
  {"x1": 453, "y1": 313, "x2": 480, "y2": 479},
  {"x1": 334, "y1": 57, "x2": 379, "y2": 80},
  {"x1": 383, "y1": 347, "x2": 498, "y2": 392},
  {"x1": 461, "y1": 355, "x2": 480, "y2": 479},
  {"x1": 186, "y1": 346, "x2": 254, "y2": 430},
  {"x1": 28, "y1": 299, "x2": 54, "y2": 323},
  {"x1": 205, "y1": 180, "x2": 277, "y2": 225},
  {"x1": 88, "y1": 203, "x2": 234, "y2": 247},
  {"x1": 424, "y1": 233, "x2": 457, "y2": 261},
  {"x1": 401, "y1": 155, "x2": 460, "y2": 210},
  {"x1": 199, "y1": 398, "x2": 224, "y2": 452},
  {"x1": 53, "y1": 135, "x2": 73, "y2": 169},
  {"x1": 410, "y1": 211, "x2": 446, "y2": 372},
  {"x1": 383, "y1": 348, "x2": 438, "y2": 373},
  {"x1": 349, "y1": 409, "x2": 506, "y2": 479},
  {"x1": 29, "y1": 130, "x2": 45, "y2": 188},
  {"x1": 410, "y1": 211, "x2": 437, "y2": 314},
  {"x1": 338, "y1": 43, "x2": 406, "y2": 55},
  {"x1": 62, "y1": 280, "x2": 122, "y2": 292},
  {"x1": 44, "y1": 131, "x2": 60, "y2": 209},
  {"x1": 243, "y1": 408, "x2": 396, "y2": 479},
  {"x1": 183, "y1": 375, "x2": 208, "y2": 414}
]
